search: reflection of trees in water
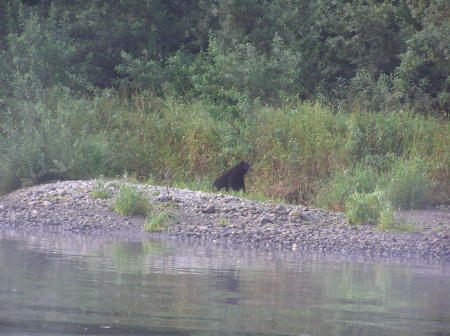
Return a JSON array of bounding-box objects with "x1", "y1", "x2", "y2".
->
[
  {"x1": 1, "y1": 229, "x2": 449, "y2": 335},
  {"x1": 0, "y1": 238, "x2": 54, "y2": 292}
]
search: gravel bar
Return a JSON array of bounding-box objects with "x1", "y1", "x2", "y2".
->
[{"x1": 0, "y1": 180, "x2": 448, "y2": 261}]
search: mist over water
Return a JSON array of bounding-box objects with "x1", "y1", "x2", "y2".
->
[{"x1": 0, "y1": 229, "x2": 449, "y2": 336}]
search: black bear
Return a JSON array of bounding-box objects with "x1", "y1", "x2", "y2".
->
[{"x1": 213, "y1": 161, "x2": 251, "y2": 192}]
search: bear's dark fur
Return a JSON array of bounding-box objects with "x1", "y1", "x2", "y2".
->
[{"x1": 213, "y1": 161, "x2": 251, "y2": 192}]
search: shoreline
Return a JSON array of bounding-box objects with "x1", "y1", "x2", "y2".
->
[{"x1": 0, "y1": 180, "x2": 448, "y2": 261}]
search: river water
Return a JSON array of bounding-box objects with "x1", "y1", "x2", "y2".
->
[{"x1": 0, "y1": 229, "x2": 449, "y2": 336}]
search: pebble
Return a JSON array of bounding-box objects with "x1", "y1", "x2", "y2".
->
[
  {"x1": 289, "y1": 210, "x2": 303, "y2": 217},
  {"x1": 156, "y1": 195, "x2": 171, "y2": 202},
  {"x1": 202, "y1": 205, "x2": 216, "y2": 214},
  {"x1": 0, "y1": 179, "x2": 449, "y2": 261}
]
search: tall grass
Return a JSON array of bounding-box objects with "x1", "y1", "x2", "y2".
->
[
  {"x1": 315, "y1": 165, "x2": 380, "y2": 211},
  {"x1": 1, "y1": 88, "x2": 448, "y2": 216},
  {"x1": 345, "y1": 190, "x2": 392, "y2": 226},
  {"x1": 248, "y1": 102, "x2": 348, "y2": 203},
  {"x1": 386, "y1": 159, "x2": 434, "y2": 209},
  {"x1": 114, "y1": 185, "x2": 150, "y2": 216}
]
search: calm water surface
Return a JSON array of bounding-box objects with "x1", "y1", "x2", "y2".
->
[{"x1": 0, "y1": 229, "x2": 449, "y2": 336}]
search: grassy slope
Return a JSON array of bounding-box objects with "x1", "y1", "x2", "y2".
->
[{"x1": 1, "y1": 89, "x2": 448, "y2": 228}]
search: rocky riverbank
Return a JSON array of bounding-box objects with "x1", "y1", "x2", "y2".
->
[{"x1": 0, "y1": 180, "x2": 448, "y2": 260}]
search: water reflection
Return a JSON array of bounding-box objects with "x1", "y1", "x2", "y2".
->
[{"x1": 0, "y1": 229, "x2": 449, "y2": 336}]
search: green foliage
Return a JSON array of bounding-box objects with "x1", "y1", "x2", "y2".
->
[
  {"x1": 90, "y1": 188, "x2": 110, "y2": 200},
  {"x1": 205, "y1": 35, "x2": 302, "y2": 103},
  {"x1": 1, "y1": 84, "x2": 446, "y2": 212},
  {"x1": 344, "y1": 70, "x2": 403, "y2": 112},
  {"x1": 316, "y1": 166, "x2": 381, "y2": 211},
  {"x1": 345, "y1": 111, "x2": 415, "y2": 162},
  {"x1": 317, "y1": 154, "x2": 441, "y2": 213},
  {"x1": 0, "y1": 0, "x2": 448, "y2": 114},
  {"x1": 248, "y1": 102, "x2": 347, "y2": 203},
  {"x1": 387, "y1": 159, "x2": 434, "y2": 209},
  {"x1": 377, "y1": 215, "x2": 415, "y2": 233},
  {"x1": 2, "y1": 7, "x2": 76, "y2": 93},
  {"x1": 90, "y1": 180, "x2": 110, "y2": 199},
  {"x1": 114, "y1": 186, "x2": 150, "y2": 216},
  {"x1": 115, "y1": 51, "x2": 165, "y2": 94},
  {"x1": 315, "y1": 108, "x2": 448, "y2": 211},
  {"x1": 345, "y1": 190, "x2": 393, "y2": 227},
  {"x1": 394, "y1": 17, "x2": 450, "y2": 113},
  {"x1": 143, "y1": 212, "x2": 177, "y2": 232},
  {"x1": 0, "y1": 87, "x2": 113, "y2": 194},
  {"x1": 0, "y1": 0, "x2": 448, "y2": 207}
]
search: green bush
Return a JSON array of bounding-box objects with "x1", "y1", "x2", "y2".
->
[
  {"x1": 115, "y1": 51, "x2": 165, "y2": 94},
  {"x1": 90, "y1": 188, "x2": 110, "y2": 200},
  {"x1": 346, "y1": 69, "x2": 402, "y2": 112},
  {"x1": 1, "y1": 87, "x2": 446, "y2": 209},
  {"x1": 387, "y1": 159, "x2": 434, "y2": 209},
  {"x1": 316, "y1": 166, "x2": 380, "y2": 211},
  {"x1": 345, "y1": 190, "x2": 393, "y2": 226},
  {"x1": 345, "y1": 111, "x2": 415, "y2": 162},
  {"x1": 1, "y1": 0, "x2": 448, "y2": 116},
  {"x1": 337, "y1": 186, "x2": 416, "y2": 231},
  {"x1": 395, "y1": 23, "x2": 450, "y2": 113},
  {"x1": 114, "y1": 186, "x2": 150, "y2": 216},
  {"x1": 0, "y1": 87, "x2": 113, "y2": 194},
  {"x1": 248, "y1": 102, "x2": 347, "y2": 203}
]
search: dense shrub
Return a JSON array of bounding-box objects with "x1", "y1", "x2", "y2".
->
[
  {"x1": 0, "y1": 88, "x2": 113, "y2": 194},
  {"x1": 387, "y1": 159, "x2": 434, "y2": 209},
  {"x1": 1, "y1": 0, "x2": 448, "y2": 115},
  {"x1": 114, "y1": 185, "x2": 150, "y2": 216},
  {"x1": 316, "y1": 166, "x2": 380, "y2": 211},
  {"x1": 345, "y1": 190, "x2": 393, "y2": 227},
  {"x1": 247, "y1": 102, "x2": 347, "y2": 203}
]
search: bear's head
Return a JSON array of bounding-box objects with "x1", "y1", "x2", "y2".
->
[{"x1": 240, "y1": 161, "x2": 251, "y2": 174}]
